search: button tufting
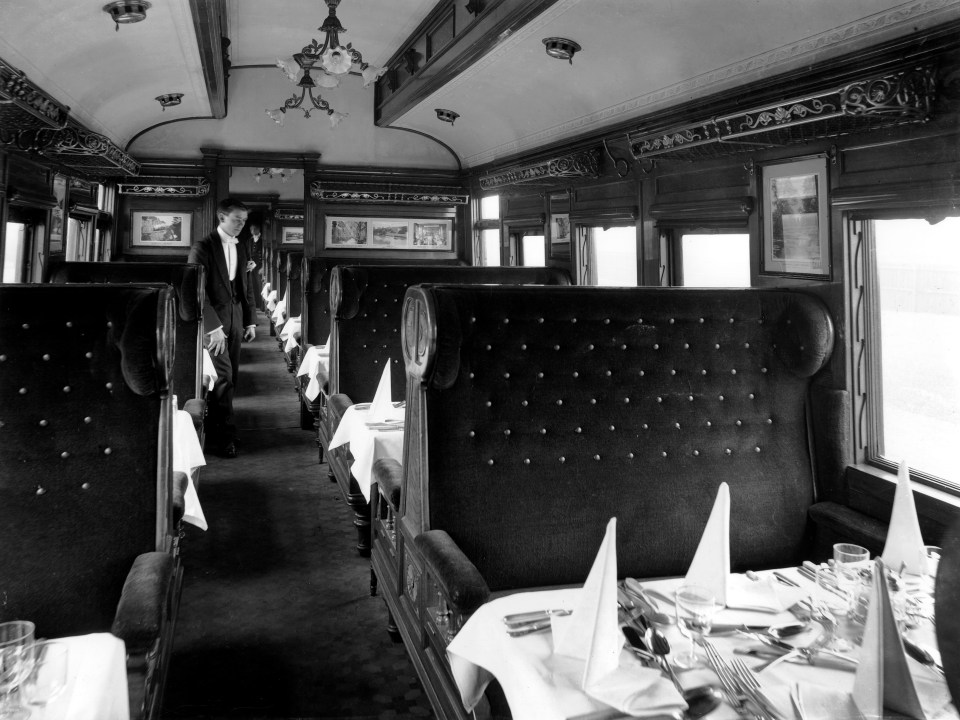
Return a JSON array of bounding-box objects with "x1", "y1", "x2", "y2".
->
[
  {"x1": 653, "y1": 343, "x2": 659, "y2": 350},
  {"x1": 656, "y1": 396, "x2": 663, "y2": 403},
  {"x1": 755, "y1": 447, "x2": 761, "y2": 453},
  {"x1": 718, "y1": 394, "x2": 724, "y2": 401},
  {"x1": 554, "y1": 345, "x2": 560, "y2": 351},
  {"x1": 706, "y1": 421, "x2": 712, "y2": 427},
  {"x1": 670, "y1": 369, "x2": 676, "y2": 375},
  {"x1": 469, "y1": 431, "x2": 475, "y2": 437},
  {"x1": 642, "y1": 423, "x2": 649, "y2": 430},
  {"x1": 605, "y1": 370, "x2": 611, "y2": 377},
  {"x1": 84, "y1": 417, "x2": 92, "y2": 424},
  {"x1": 661, "y1": 451, "x2": 668, "y2": 457},
  {"x1": 42, "y1": 354, "x2": 50, "y2": 361},
  {"x1": 521, "y1": 400, "x2": 528, "y2": 407},
  {"x1": 572, "y1": 371, "x2": 579, "y2": 378},
  {"x1": 604, "y1": 318, "x2": 610, "y2": 324},
  {"x1": 725, "y1": 448, "x2": 732, "y2": 455},
  {"x1": 609, "y1": 425, "x2": 615, "y2": 431},
  {"x1": 624, "y1": 397, "x2": 630, "y2": 403},
  {"x1": 627, "y1": 452, "x2": 634, "y2": 459},
  {"x1": 503, "y1": 372, "x2": 510, "y2": 379},
  {"x1": 485, "y1": 401, "x2": 492, "y2": 407},
  {"x1": 590, "y1": 398, "x2": 597, "y2": 404},
  {"x1": 503, "y1": 429, "x2": 511, "y2": 436},
  {"x1": 594, "y1": 454, "x2": 601, "y2": 461},
  {"x1": 22, "y1": 323, "x2": 29, "y2": 329},
  {"x1": 105, "y1": 382, "x2": 113, "y2": 390},
  {"x1": 683, "y1": 343, "x2": 689, "y2": 349},
  {"x1": 487, "y1": 459, "x2": 494, "y2": 465},
  {"x1": 749, "y1": 393, "x2": 755, "y2": 399},
  {"x1": 36, "y1": 486, "x2": 46, "y2": 495},
  {"x1": 571, "y1": 318, "x2": 577, "y2": 323},
  {"x1": 744, "y1": 343, "x2": 750, "y2": 349},
  {"x1": 0, "y1": 355, "x2": 6, "y2": 361},
  {"x1": 521, "y1": 344, "x2": 527, "y2": 350},
  {"x1": 469, "y1": 372, "x2": 475, "y2": 379},
  {"x1": 674, "y1": 422, "x2": 680, "y2": 429},
  {"x1": 736, "y1": 420, "x2": 742, "y2": 426},
  {"x1": 588, "y1": 344, "x2": 594, "y2": 350},
  {"x1": 503, "y1": 318, "x2": 509, "y2": 324},
  {"x1": 61, "y1": 451, "x2": 69, "y2": 459},
  {"x1": 559, "y1": 456, "x2": 565, "y2": 463},
  {"x1": 19, "y1": 388, "x2": 27, "y2": 394},
  {"x1": 39, "y1": 419, "x2": 48, "y2": 426},
  {"x1": 731, "y1": 369, "x2": 737, "y2": 375},
  {"x1": 693, "y1": 450, "x2": 700, "y2": 456},
  {"x1": 538, "y1": 318, "x2": 544, "y2": 323},
  {"x1": 688, "y1": 395, "x2": 694, "y2": 401},
  {"x1": 556, "y1": 399, "x2": 563, "y2": 406},
  {"x1": 524, "y1": 458, "x2": 531, "y2": 464},
  {"x1": 540, "y1": 428, "x2": 547, "y2": 434}
]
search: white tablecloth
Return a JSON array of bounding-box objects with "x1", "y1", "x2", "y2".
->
[
  {"x1": 447, "y1": 568, "x2": 957, "y2": 720},
  {"x1": 327, "y1": 404, "x2": 404, "y2": 501},
  {"x1": 296, "y1": 345, "x2": 330, "y2": 401},
  {"x1": 172, "y1": 406, "x2": 207, "y2": 530},
  {"x1": 281, "y1": 316, "x2": 301, "y2": 352},
  {"x1": 36, "y1": 633, "x2": 129, "y2": 720},
  {"x1": 201, "y1": 348, "x2": 217, "y2": 391}
]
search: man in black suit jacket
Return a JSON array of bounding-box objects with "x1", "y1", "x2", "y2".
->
[{"x1": 188, "y1": 197, "x2": 257, "y2": 457}]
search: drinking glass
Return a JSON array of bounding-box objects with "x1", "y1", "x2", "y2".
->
[
  {"x1": 815, "y1": 567, "x2": 853, "y2": 651},
  {"x1": 0, "y1": 621, "x2": 36, "y2": 720},
  {"x1": 21, "y1": 641, "x2": 68, "y2": 719},
  {"x1": 833, "y1": 544, "x2": 870, "y2": 619},
  {"x1": 674, "y1": 584, "x2": 718, "y2": 669}
]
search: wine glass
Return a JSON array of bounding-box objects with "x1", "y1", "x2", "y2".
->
[
  {"x1": 674, "y1": 584, "x2": 718, "y2": 669},
  {"x1": 0, "y1": 621, "x2": 36, "y2": 720},
  {"x1": 21, "y1": 641, "x2": 69, "y2": 719},
  {"x1": 815, "y1": 567, "x2": 853, "y2": 651}
]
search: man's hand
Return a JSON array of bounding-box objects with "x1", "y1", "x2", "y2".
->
[
  {"x1": 246, "y1": 260, "x2": 257, "y2": 272},
  {"x1": 208, "y1": 327, "x2": 227, "y2": 356},
  {"x1": 243, "y1": 326, "x2": 257, "y2": 342}
]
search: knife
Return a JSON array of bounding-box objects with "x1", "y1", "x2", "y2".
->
[
  {"x1": 502, "y1": 609, "x2": 571, "y2": 626},
  {"x1": 506, "y1": 620, "x2": 553, "y2": 637}
]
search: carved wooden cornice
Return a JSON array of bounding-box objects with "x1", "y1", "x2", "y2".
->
[
  {"x1": 0, "y1": 57, "x2": 70, "y2": 128},
  {"x1": 628, "y1": 63, "x2": 937, "y2": 161},
  {"x1": 275, "y1": 209, "x2": 305, "y2": 221},
  {"x1": 310, "y1": 182, "x2": 469, "y2": 205},
  {"x1": 118, "y1": 177, "x2": 211, "y2": 196},
  {"x1": 479, "y1": 147, "x2": 601, "y2": 190}
]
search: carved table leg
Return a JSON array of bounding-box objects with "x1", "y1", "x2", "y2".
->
[
  {"x1": 386, "y1": 609, "x2": 401, "y2": 643},
  {"x1": 370, "y1": 567, "x2": 378, "y2": 597},
  {"x1": 347, "y1": 492, "x2": 371, "y2": 557}
]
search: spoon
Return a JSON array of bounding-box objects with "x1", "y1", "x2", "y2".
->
[
  {"x1": 620, "y1": 581, "x2": 676, "y2": 626},
  {"x1": 766, "y1": 622, "x2": 808, "y2": 639},
  {"x1": 627, "y1": 627, "x2": 722, "y2": 719}
]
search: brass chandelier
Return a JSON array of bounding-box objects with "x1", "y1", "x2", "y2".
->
[{"x1": 266, "y1": 0, "x2": 386, "y2": 128}]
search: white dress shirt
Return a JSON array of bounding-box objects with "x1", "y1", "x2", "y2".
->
[{"x1": 216, "y1": 226, "x2": 238, "y2": 280}]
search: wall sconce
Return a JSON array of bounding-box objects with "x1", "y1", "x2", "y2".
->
[
  {"x1": 542, "y1": 37, "x2": 581, "y2": 64},
  {"x1": 103, "y1": 1, "x2": 152, "y2": 31},
  {"x1": 155, "y1": 93, "x2": 184, "y2": 111},
  {"x1": 435, "y1": 109, "x2": 459, "y2": 126}
]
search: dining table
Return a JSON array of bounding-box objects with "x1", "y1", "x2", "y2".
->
[
  {"x1": 446, "y1": 566, "x2": 956, "y2": 720},
  {"x1": 297, "y1": 344, "x2": 329, "y2": 402},
  {"x1": 326, "y1": 403, "x2": 405, "y2": 502}
]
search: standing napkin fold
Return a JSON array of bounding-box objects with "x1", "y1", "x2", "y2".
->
[
  {"x1": 553, "y1": 518, "x2": 621, "y2": 687},
  {"x1": 684, "y1": 482, "x2": 730, "y2": 605},
  {"x1": 853, "y1": 557, "x2": 927, "y2": 719},
  {"x1": 882, "y1": 460, "x2": 928, "y2": 575},
  {"x1": 368, "y1": 361, "x2": 396, "y2": 422}
]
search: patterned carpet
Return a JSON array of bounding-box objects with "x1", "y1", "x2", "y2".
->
[{"x1": 161, "y1": 312, "x2": 434, "y2": 720}]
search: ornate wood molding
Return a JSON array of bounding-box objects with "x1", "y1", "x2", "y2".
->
[
  {"x1": 118, "y1": 177, "x2": 211, "y2": 196},
  {"x1": 628, "y1": 63, "x2": 937, "y2": 161},
  {"x1": 310, "y1": 182, "x2": 469, "y2": 205},
  {"x1": 479, "y1": 147, "x2": 601, "y2": 190},
  {"x1": 0, "y1": 57, "x2": 70, "y2": 128},
  {"x1": 275, "y1": 209, "x2": 305, "y2": 222}
]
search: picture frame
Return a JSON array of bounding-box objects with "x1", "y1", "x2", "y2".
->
[
  {"x1": 131, "y1": 211, "x2": 192, "y2": 248},
  {"x1": 550, "y1": 212, "x2": 571, "y2": 260},
  {"x1": 761, "y1": 156, "x2": 830, "y2": 278},
  {"x1": 282, "y1": 226, "x2": 304, "y2": 244},
  {"x1": 49, "y1": 174, "x2": 66, "y2": 253},
  {"x1": 324, "y1": 216, "x2": 453, "y2": 250}
]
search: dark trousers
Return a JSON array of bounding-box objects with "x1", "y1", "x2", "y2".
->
[{"x1": 207, "y1": 300, "x2": 243, "y2": 447}]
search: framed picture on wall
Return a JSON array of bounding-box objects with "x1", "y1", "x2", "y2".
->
[
  {"x1": 49, "y1": 174, "x2": 67, "y2": 253},
  {"x1": 131, "y1": 211, "x2": 192, "y2": 248},
  {"x1": 324, "y1": 216, "x2": 452, "y2": 251},
  {"x1": 761, "y1": 156, "x2": 830, "y2": 278},
  {"x1": 282, "y1": 227, "x2": 304, "y2": 244}
]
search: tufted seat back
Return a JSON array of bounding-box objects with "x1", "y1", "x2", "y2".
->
[
  {"x1": 47, "y1": 261, "x2": 204, "y2": 403},
  {"x1": 0, "y1": 284, "x2": 176, "y2": 637},
  {"x1": 401, "y1": 285, "x2": 835, "y2": 592},
  {"x1": 285, "y1": 252, "x2": 304, "y2": 318},
  {"x1": 330, "y1": 265, "x2": 571, "y2": 405}
]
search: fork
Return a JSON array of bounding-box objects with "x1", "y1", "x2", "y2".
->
[
  {"x1": 700, "y1": 640, "x2": 751, "y2": 717},
  {"x1": 730, "y1": 658, "x2": 786, "y2": 720}
]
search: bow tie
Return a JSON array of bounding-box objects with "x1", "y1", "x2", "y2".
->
[{"x1": 222, "y1": 236, "x2": 238, "y2": 245}]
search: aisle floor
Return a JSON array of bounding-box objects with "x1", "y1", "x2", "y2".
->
[{"x1": 161, "y1": 311, "x2": 434, "y2": 719}]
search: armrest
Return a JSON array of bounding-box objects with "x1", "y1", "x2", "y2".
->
[
  {"x1": 808, "y1": 501, "x2": 887, "y2": 559},
  {"x1": 372, "y1": 458, "x2": 402, "y2": 511},
  {"x1": 111, "y1": 551, "x2": 176, "y2": 653},
  {"x1": 327, "y1": 392, "x2": 354, "y2": 427},
  {"x1": 414, "y1": 530, "x2": 490, "y2": 615},
  {"x1": 171, "y1": 471, "x2": 188, "y2": 524},
  {"x1": 182, "y1": 398, "x2": 205, "y2": 434}
]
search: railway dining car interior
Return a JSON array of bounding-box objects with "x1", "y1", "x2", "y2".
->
[{"x1": 1, "y1": 1, "x2": 960, "y2": 719}]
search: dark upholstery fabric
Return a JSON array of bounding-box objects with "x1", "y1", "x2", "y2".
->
[
  {"x1": 0, "y1": 284, "x2": 172, "y2": 638},
  {"x1": 47, "y1": 261, "x2": 205, "y2": 404},
  {"x1": 116, "y1": 288, "x2": 163, "y2": 396},
  {"x1": 808, "y1": 501, "x2": 888, "y2": 558},
  {"x1": 808, "y1": 386, "x2": 851, "y2": 503},
  {"x1": 112, "y1": 552, "x2": 175, "y2": 652},
  {"x1": 935, "y1": 518, "x2": 960, "y2": 708},
  {"x1": 172, "y1": 470, "x2": 188, "y2": 523},
  {"x1": 403, "y1": 286, "x2": 835, "y2": 592},
  {"x1": 372, "y1": 458, "x2": 403, "y2": 509},
  {"x1": 415, "y1": 530, "x2": 490, "y2": 613}
]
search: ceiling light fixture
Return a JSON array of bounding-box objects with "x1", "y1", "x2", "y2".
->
[
  {"x1": 155, "y1": 93, "x2": 183, "y2": 111},
  {"x1": 103, "y1": 1, "x2": 151, "y2": 31},
  {"x1": 542, "y1": 37, "x2": 581, "y2": 65},
  {"x1": 435, "y1": 109, "x2": 459, "y2": 126},
  {"x1": 266, "y1": 0, "x2": 386, "y2": 129}
]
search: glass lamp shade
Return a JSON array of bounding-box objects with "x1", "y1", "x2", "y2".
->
[
  {"x1": 276, "y1": 57, "x2": 302, "y2": 84},
  {"x1": 321, "y1": 46, "x2": 353, "y2": 74},
  {"x1": 315, "y1": 72, "x2": 340, "y2": 88},
  {"x1": 361, "y1": 65, "x2": 387, "y2": 87},
  {"x1": 329, "y1": 111, "x2": 349, "y2": 128}
]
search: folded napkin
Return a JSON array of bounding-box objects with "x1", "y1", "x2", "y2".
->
[
  {"x1": 725, "y1": 574, "x2": 808, "y2": 614},
  {"x1": 853, "y1": 557, "x2": 927, "y2": 719},
  {"x1": 297, "y1": 345, "x2": 329, "y2": 401},
  {"x1": 881, "y1": 460, "x2": 929, "y2": 576},
  {"x1": 261, "y1": 282, "x2": 272, "y2": 300},
  {"x1": 201, "y1": 348, "x2": 217, "y2": 391},
  {"x1": 280, "y1": 315, "x2": 301, "y2": 340},
  {"x1": 172, "y1": 407, "x2": 208, "y2": 531},
  {"x1": 684, "y1": 482, "x2": 730, "y2": 606},
  {"x1": 553, "y1": 518, "x2": 686, "y2": 716},
  {"x1": 368, "y1": 362, "x2": 398, "y2": 422}
]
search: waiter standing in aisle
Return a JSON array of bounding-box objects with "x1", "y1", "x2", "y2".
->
[{"x1": 188, "y1": 197, "x2": 257, "y2": 458}]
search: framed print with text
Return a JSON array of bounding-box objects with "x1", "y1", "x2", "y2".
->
[
  {"x1": 131, "y1": 211, "x2": 192, "y2": 248},
  {"x1": 324, "y1": 216, "x2": 452, "y2": 251},
  {"x1": 761, "y1": 156, "x2": 830, "y2": 278}
]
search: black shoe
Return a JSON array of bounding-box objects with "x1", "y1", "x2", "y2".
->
[{"x1": 221, "y1": 442, "x2": 238, "y2": 459}]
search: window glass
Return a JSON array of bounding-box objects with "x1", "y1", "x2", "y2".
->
[
  {"x1": 480, "y1": 195, "x2": 500, "y2": 220},
  {"x1": 872, "y1": 217, "x2": 960, "y2": 487},
  {"x1": 3, "y1": 222, "x2": 26, "y2": 282},
  {"x1": 481, "y1": 228, "x2": 501, "y2": 266},
  {"x1": 590, "y1": 226, "x2": 637, "y2": 286},
  {"x1": 680, "y1": 233, "x2": 750, "y2": 287},
  {"x1": 521, "y1": 235, "x2": 545, "y2": 267}
]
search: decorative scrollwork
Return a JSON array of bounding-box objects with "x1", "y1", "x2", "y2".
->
[
  {"x1": 310, "y1": 182, "x2": 469, "y2": 205},
  {"x1": 479, "y1": 148, "x2": 601, "y2": 190},
  {"x1": 0, "y1": 58, "x2": 70, "y2": 128},
  {"x1": 841, "y1": 65, "x2": 935, "y2": 119},
  {"x1": 118, "y1": 178, "x2": 210, "y2": 196}
]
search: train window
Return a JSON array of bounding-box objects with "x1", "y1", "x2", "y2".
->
[
  {"x1": 679, "y1": 233, "x2": 750, "y2": 287},
  {"x1": 867, "y1": 216, "x2": 960, "y2": 489},
  {"x1": 582, "y1": 226, "x2": 637, "y2": 286},
  {"x1": 65, "y1": 217, "x2": 93, "y2": 262},
  {"x1": 478, "y1": 195, "x2": 501, "y2": 266},
  {"x1": 2, "y1": 222, "x2": 28, "y2": 282},
  {"x1": 520, "y1": 234, "x2": 545, "y2": 267}
]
